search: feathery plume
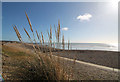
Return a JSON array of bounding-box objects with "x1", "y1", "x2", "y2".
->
[
  {"x1": 13, "y1": 25, "x2": 22, "y2": 41},
  {"x1": 39, "y1": 33, "x2": 42, "y2": 45},
  {"x1": 41, "y1": 32, "x2": 44, "y2": 44},
  {"x1": 24, "y1": 28, "x2": 31, "y2": 39},
  {"x1": 36, "y1": 30, "x2": 39, "y2": 40},
  {"x1": 25, "y1": 11, "x2": 33, "y2": 32},
  {"x1": 57, "y1": 20, "x2": 60, "y2": 43}
]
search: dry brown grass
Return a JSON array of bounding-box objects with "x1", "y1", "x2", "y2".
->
[
  {"x1": 24, "y1": 28, "x2": 31, "y2": 39},
  {"x1": 13, "y1": 25, "x2": 22, "y2": 41},
  {"x1": 25, "y1": 12, "x2": 33, "y2": 32},
  {"x1": 41, "y1": 32, "x2": 44, "y2": 44},
  {"x1": 2, "y1": 45, "x2": 20, "y2": 53},
  {"x1": 11, "y1": 11, "x2": 72, "y2": 80}
]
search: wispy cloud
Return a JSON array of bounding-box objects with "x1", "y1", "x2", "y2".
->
[
  {"x1": 62, "y1": 27, "x2": 68, "y2": 31},
  {"x1": 77, "y1": 13, "x2": 92, "y2": 21}
]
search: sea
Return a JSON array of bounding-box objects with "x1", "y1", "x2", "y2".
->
[{"x1": 42, "y1": 43, "x2": 118, "y2": 52}]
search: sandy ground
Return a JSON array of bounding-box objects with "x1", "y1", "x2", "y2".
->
[{"x1": 1, "y1": 41, "x2": 119, "y2": 80}]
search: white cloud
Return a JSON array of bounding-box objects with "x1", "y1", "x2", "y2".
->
[
  {"x1": 62, "y1": 27, "x2": 68, "y2": 31},
  {"x1": 77, "y1": 13, "x2": 92, "y2": 21}
]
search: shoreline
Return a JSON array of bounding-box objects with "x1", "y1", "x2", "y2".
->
[
  {"x1": 1, "y1": 40, "x2": 118, "y2": 52},
  {"x1": 1, "y1": 41, "x2": 119, "y2": 69},
  {"x1": 2, "y1": 41, "x2": 119, "y2": 80}
]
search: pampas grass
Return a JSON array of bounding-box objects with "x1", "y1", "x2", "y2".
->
[
  {"x1": 57, "y1": 20, "x2": 60, "y2": 43},
  {"x1": 24, "y1": 28, "x2": 31, "y2": 39},
  {"x1": 41, "y1": 32, "x2": 44, "y2": 44},
  {"x1": 13, "y1": 25, "x2": 22, "y2": 42},
  {"x1": 25, "y1": 12, "x2": 33, "y2": 32},
  {"x1": 36, "y1": 30, "x2": 39, "y2": 40},
  {"x1": 39, "y1": 33, "x2": 42, "y2": 46},
  {"x1": 12, "y1": 11, "x2": 72, "y2": 80}
]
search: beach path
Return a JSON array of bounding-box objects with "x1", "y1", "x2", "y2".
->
[{"x1": 52, "y1": 55, "x2": 119, "y2": 80}]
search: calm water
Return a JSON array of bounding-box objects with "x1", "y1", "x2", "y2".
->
[{"x1": 43, "y1": 43, "x2": 118, "y2": 51}]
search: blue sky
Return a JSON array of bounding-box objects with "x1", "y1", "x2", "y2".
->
[{"x1": 2, "y1": 2, "x2": 118, "y2": 43}]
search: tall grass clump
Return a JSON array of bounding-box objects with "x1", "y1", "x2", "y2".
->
[
  {"x1": 54, "y1": 20, "x2": 61, "y2": 48},
  {"x1": 12, "y1": 12, "x2": 70, "y2": 80}
]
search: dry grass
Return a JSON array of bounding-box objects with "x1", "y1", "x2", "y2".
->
[
  {"x1": 13, "y1": 25, "x2": 22, "y2": 42},
  {"x1": 24, "y1": 28, "x2": 31, "y2": 39},
  {"x1": 10, "y1": 11, "x2": 72, "y2": 80},
  {"x1": 2, "y1": 48, "x2": 68, "y2": 80},
  {"x1": 25, "y1": 11, "x2": 33, "y2": 32},
  {"x1": 41, "y1": 32, "x2": 44, "y2": 45}
]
